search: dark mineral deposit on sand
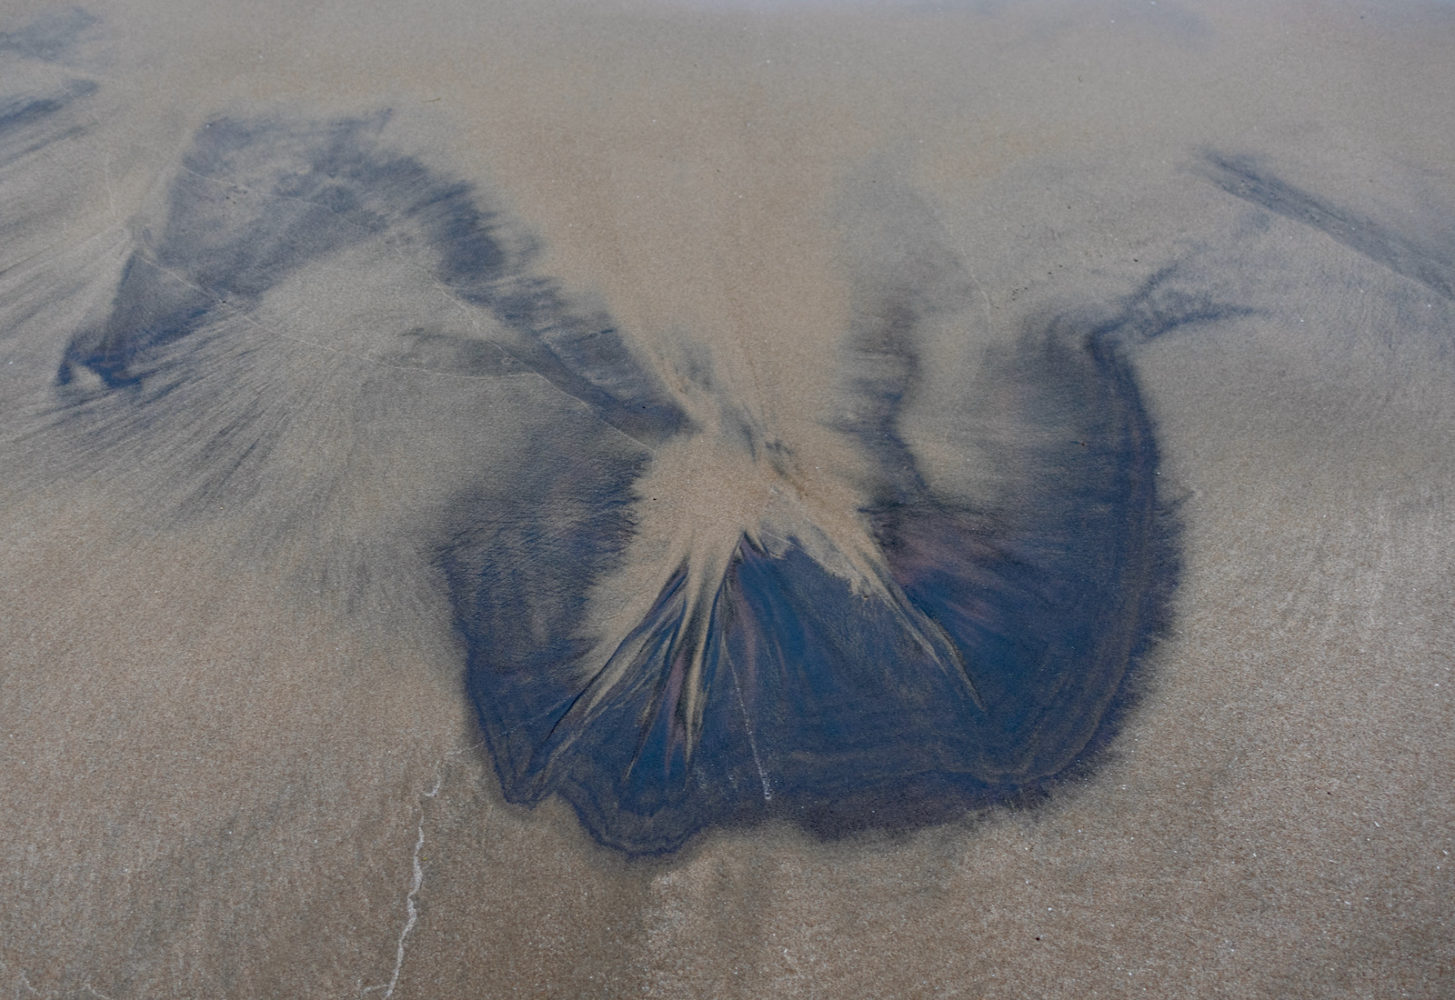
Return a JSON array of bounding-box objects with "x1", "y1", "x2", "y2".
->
[{"x1": 2, "y1": 1, "x2": 1452, "y2": 997}]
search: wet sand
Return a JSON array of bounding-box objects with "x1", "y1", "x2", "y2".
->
[{"x1": 2, "y1": 1, "x2": 1452, "y2": 996}]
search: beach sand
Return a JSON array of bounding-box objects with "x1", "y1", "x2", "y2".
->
[{"x1": 1, "y1": 1, "x2": 1452, "y2": 996}]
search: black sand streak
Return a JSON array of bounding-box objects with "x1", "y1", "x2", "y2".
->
[
  {"x1": 0, "y1": 6, "x2": 97, "y2": 62},
  {"x1": 0, "y1": 80, "x2": 97, "y2": 170},
  {"x1": 1201, "y1": 150, "x2": 1455, "y2": 303}
]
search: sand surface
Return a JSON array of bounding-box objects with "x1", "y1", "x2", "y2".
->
[{"x1": 2, "y1": 1, "x2": 1452, "y2": 996}]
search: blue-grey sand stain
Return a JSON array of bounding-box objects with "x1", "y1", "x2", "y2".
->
[{"x1": 49, "y1": 113, "x2": 1203, "y2": 855}]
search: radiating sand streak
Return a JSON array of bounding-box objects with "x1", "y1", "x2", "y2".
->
[{"x1": 562, "y1": 370, "x2": 986, "y2": 761}]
